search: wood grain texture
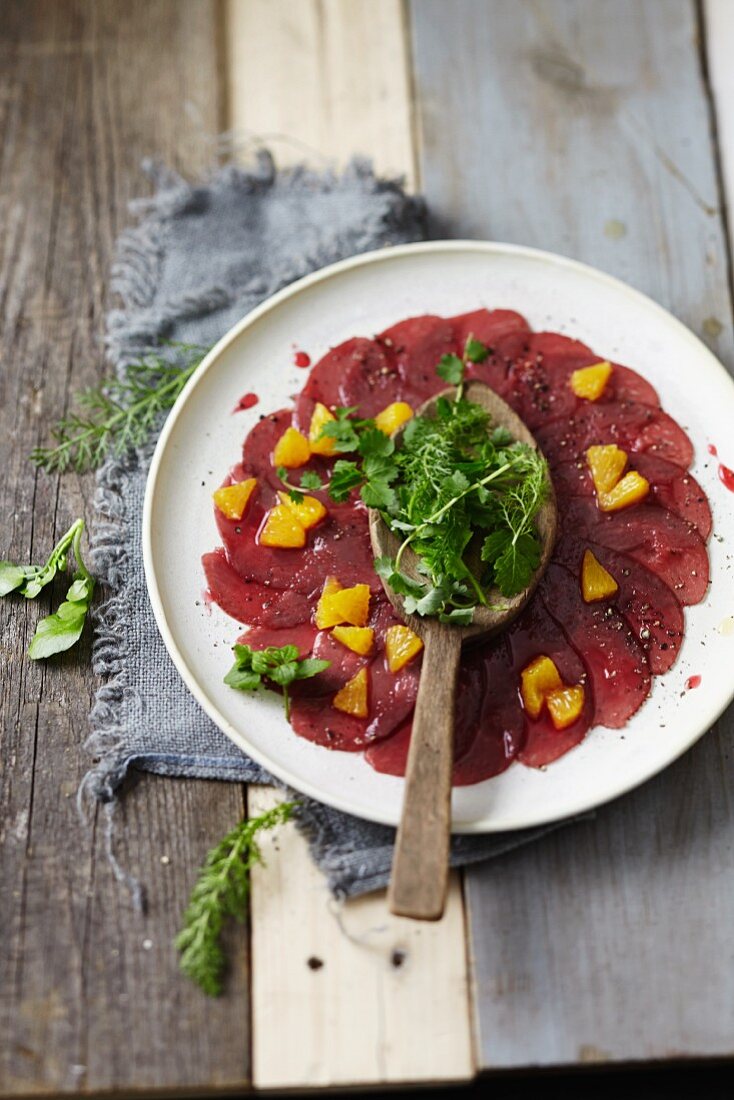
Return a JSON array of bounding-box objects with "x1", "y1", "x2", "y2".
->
[
  {"x1": 410, "y1": 0, "x2": 734, "y2": 1068},
  {"x1": 248, "y1": 785, "x2": 473, "y2": 1089},
  {"x1": 705, "y1": 0, "x2": 734, "y2": 264},
  {"x1": 0, "y1": 2, "x2": 252, "y2": 1094},
  {"x1": 225, "y1": 0, "x2": 417, "y2": 187},
  {"x1": 388, "y1": 628, "x2": 460, "y2": 920}
]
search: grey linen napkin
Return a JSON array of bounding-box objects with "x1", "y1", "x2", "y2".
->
[{"x1": 83, "y1": 153, "x2": 576, "y2": 900}]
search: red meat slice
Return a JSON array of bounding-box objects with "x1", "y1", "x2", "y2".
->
[
  {"x1": 552, "y1": 454, "x2": 712, "y2": 539},
  {"x1": 561, "y1": 498, "x2": 708, "y2": 605},
  {"x1": 540, "y1": 565, "x2": 651, "y2": 729},
  {"x1": 294, "y1": 337, "x2": 387, "y2": 428},
  {"x1": 506, "y1": 599, "x2": 593, "y2": 767},
  {"x1": 503, "y1": 354, "x2": 660, "y2": 430},
  {"x1": 551, "y1": 536, "x2": 684, "y2": 674},
  {"x1": 449, "y1": 308, "x2": 531, "y2": 347},
  {"x1": 377, "y1": 314, "x2": 460, "y2": 406},
  {"x1": 203, "y1": 549, "x2": 313, "y2": 628},
  {"x1": 528, "y1": 332, "x2": 595, "y2": 357},
  {"x1": 235, "y1": 621, "x2": 318, "y2": 656},
  {"x1": 535, "y1": 401, "x2": 694, "y2": 470},
  {"x1": 366, "y1": 638, "x2": 524, "y2": 785}
]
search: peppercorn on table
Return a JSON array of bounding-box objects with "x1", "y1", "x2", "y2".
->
[{"x1": 3, "y1": 0, "x2": 734, "y2": 1094}]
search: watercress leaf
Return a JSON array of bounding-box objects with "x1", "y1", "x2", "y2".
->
[
  {"x1": 293, "y1": 658, "x2": 331, "y2": 680},
  {"x1": 268, "y1": 661, "x2": 299, "y2": 687},
  {"x1": 436, "y1": 353, "x2": 464, "y2": 385},
  {"x1": 328, "y1": 459, "x2": 364, "y2": 502},
  {"x1": 299, "y1": 471, "x2": 323, "y2": 491},
  {"x1": 224, "y1": 665, "x2": 261, "y2": 691},
  {"x1": 27, "y1": 574, "x2": 94, "y2": 660},
  {"x1": 0, "y1": 562, "x2": 33, "y2": 597},
  {"x1": 464, "y1": 335, "x2": 489, "y2": 363}
]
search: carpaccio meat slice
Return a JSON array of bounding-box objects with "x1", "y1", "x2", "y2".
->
[
  {"x1": 552, "y1": 454, "x2": 712, "y2": 540},
  {"x1": 540, "y1": 564, "x2": 651, "y2": 729},
  {"x1": 560, "y1": 498, "x2": 708, "y2": 605},
  {"x1": 505, "y1": 599, "x2": 593, "y2": 767},
  {"x1": 204, "y1": 308, "x2": 711, "y2": 785},
  {"x1": 551, "y1": 536, "x2": 684, "y2": 675},
  {"x1": 535, "y1": 401, "x2": 694, "y2": 469},
  {"x1": 366, "y1": 638, "x2": 525, "y2": 785},
  {"x1": 503, "y1": 352, "x2": 660, "y2": 430}
]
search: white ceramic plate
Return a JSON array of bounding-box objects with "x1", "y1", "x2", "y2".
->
[{"x1": 143, "y1": 241, "x2": 734, "y2": 831}]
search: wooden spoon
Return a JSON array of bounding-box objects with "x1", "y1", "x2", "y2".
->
[{"x1": 368, "y1": 380, "x2": 557, "y2": 921}]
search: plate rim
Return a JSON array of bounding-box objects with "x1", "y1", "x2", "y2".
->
[{"x1": 142, "y1": 238, "x2": 734, "y2": 831}]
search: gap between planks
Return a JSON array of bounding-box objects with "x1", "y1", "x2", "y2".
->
[{"x1": 225, "y1": 0, "x2": 474, "y2": 1088}]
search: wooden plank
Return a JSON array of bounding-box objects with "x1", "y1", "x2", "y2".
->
[
  {"x1": 225, "y1": 0, "x2": 417, "y2": 188},
  {"x1": 226, "y1": 2, "x2": 475, "y2": 1086},
  {"x1": 0, "y1": 2, "x2": 253, "y2": 1094},
  {"x1": 705, "y1": 0, "x2": 734, "y2": 253},
  {"x1": 410, "y1": 0, "x2": 734, "y2": 1068},
  {"x1": 248, "y1": 786, "x2": 473, "y2": 1090}
]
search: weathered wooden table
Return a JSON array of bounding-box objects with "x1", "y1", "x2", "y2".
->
[{"x1": 2, "y1": 1, "x2": 734, "y2": 1094}]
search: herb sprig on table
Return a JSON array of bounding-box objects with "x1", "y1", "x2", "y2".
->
[
  {"x1": 176, "y1": 801, "x2": 298, "y2": 996},
  {"x1": 31, "y1": 343, "x2": 209, "y2": 473},
  {"x1": 284, "y1": 337, "x2": 550, "y2": 624},
  {"x1": 0, "y1": 518, "x2": 95, "y2": 658}
]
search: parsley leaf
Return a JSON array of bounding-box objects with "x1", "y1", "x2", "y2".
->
[
  {"x1": 329, "y1": 459, "x2": 364, "y2": 502},
  {"x1": 436, "y1": 353, "x2": 465, "y2": 385},
  {"x1": 224, "y1": 643, "x2": 329, "y2": 719},
  {"x1": 464, "y1": 335, "x2": 489, "y2": 363},
  {"x1": 299, "y1": 471, "x2": 323, "y2": 491}
]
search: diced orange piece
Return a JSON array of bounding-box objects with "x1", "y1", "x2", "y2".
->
[
  {"x1": 375, "y1": 401, "x2": 414, "y2": 436},
  {"x1": 212, "y1": 478, "x2": 257, "y2": 520},
  {"x1": 332, "y1": 625, "x2": 374, "y2": 656},
  {"x1": 259, "y1": 506, "x2": 306, "y2": 548},
  {"x1": 315, "y1": 581, "x2": 371, "y2": 629},
  {"x1": 308, "y1": 402, "x2": 337, "y2": 456},
  {"x1": 581, "y1": 548, "x2": 619, "y2": 602},
  {"x1": 273, "y1": 426, "x2": 311, "y2": 468},
  {"x1": 277, "y1": 491, "x2": 327, "y2": 530},
  {"x1": 586, "y1": 444, "x2": 628, "y2": 495},
  {"x1": 333, "y1": 667, "x2": 369, "y2": 718},
  {"x1": 520, "y1": 655, "x2": 563, "y2": 719},
  {"x1": 570, "y1": 361, "x2": 613, "y2": 401},
  {"x1": 546, "y1": 685, "x2": 585, "y2": 730},
  {"x1": 598, "y1": 471, "x2": 650, "y2": 512},
  {"x1": 385, "y1": 624, "x2": 424, "y2": 672}
]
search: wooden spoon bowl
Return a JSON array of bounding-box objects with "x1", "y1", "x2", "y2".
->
[{"x1": 369, "y1": 381, "x2": 557, "y2": 920}]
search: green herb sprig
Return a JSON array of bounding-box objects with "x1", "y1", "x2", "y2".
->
[
  {"x1": 31, "y1": 343, "x2": 209, "y2": 474},
  {"x1": 176, "y1": 801, "x2": 298, "y2": 996},
  {"x1": 224, "y1": 644, "x2": 330, "y2": 718},
  {"x1": 303, "y1": 335, "x2": 550, "y2": 622},
  {"x1": 0, "y1": 519, "x2": 95, "y2": 658}
]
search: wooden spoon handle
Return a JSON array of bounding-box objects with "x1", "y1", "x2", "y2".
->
[{"x1": 388, "y1": 627, "x2": 462, "y2": 920}]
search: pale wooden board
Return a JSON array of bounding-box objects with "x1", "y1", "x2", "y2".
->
[
  {"x1": 705, "y1": 0, "x2": 734, "y2": 248},
  {"x1": 226, "y1": 1, "x2": 475, "y2": 1086},
  {"x1": 0, "y1": 2, "x2": 253, "y2": 1094},
  {"x1": 410, "y1": 0, "x2": 734, "y2": 1068},
  {"x1": 225, "y1": 0, "x2": 417, "y2": 188},
  {"x1": 248, "y1": 786, "x2": 473, "y2": 1090}
]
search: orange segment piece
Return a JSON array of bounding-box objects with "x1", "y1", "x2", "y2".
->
[
  {"x1": 598, "y1": 471, "x2": 650, "y2": 512},
  {"x1": 212, "y1": 478, "x2": 257, "y2": 520},
  {"x1": 273, "y1": 426, "x2": 311, "y2": 468},
  {"x1": 546, "y1": 685, "x2": 585, "y2": 730},
  {"x1": 385, "y1": 625, "x2": 424, "y2": 672},
  {"x1": 520, "y1": 655, "x2": 563, "y2": 719},
  {"x1": 333, "y1": 667, "x2": 369, "y2": 718},
  {"x1": 570, "y1": 361, "x2": 613, "y2": 401},
  {"x1": 586, "y1": 444, "x2": 628, "y2": 495},
  {"x1": 581, "y1": 548, "x2": 619, "y2": 602},
  {"x1": 375, "y1": 401, "x2": 414, "y2": 436},
  {"x1": 277, "y1": 491, "x2": 327, "y2": 530},
  {"x1": 316, "y1": 580, "x2": 371, "y2": 629},
  {"x1": 332, "y1": 625, "x2": 374, "y2": 656},
  {"x1": 308, "y1": 402, "x2": 337, "y2": 456},
  {"x1": 259, "y1": 505, "x2": 306, "y2": 548}
]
